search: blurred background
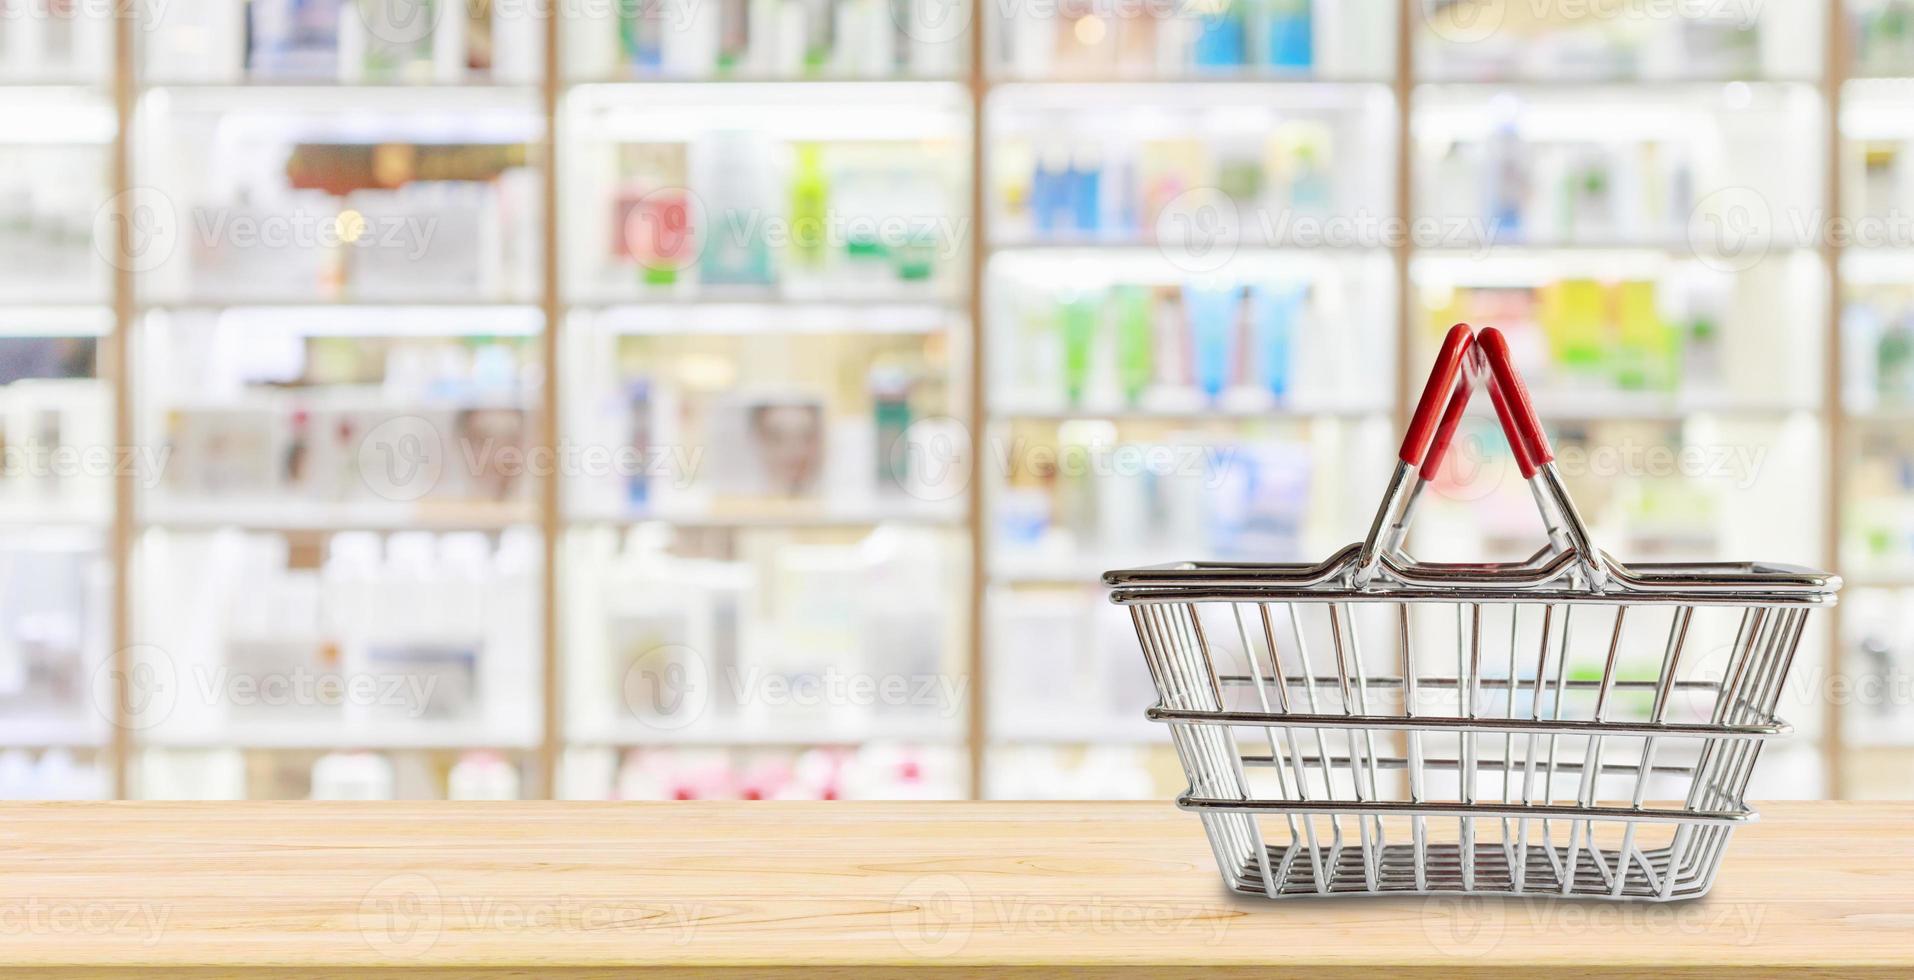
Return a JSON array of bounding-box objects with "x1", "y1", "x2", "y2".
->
[{"x1": 0, "y1": 0, "x2": 1905, "y2": 800}]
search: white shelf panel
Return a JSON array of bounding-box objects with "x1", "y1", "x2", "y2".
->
[
  {"x1": 141, "y1": 721, "x2": 541, "y2": 752},
  {"x1": 568, "y1": 718, "x2": 964, "y2": 747},
  {"x1": 587, "y1": 301, "x2": 957, "y2": 335},
  {"x1": 570, "y1": 501, "x2": 965, "y2": 529},
  {"x1": 143, "y1": 500, "x2": 537, "y2": 534}
]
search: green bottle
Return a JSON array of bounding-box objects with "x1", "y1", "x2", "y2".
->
[
  {"x1": 789, "y1": 143, "x2": 829, "y2": 269},
  {"x1": 1061, "y1": 294, "x2": 1098, "y2": 407},
  {"x1": 1112, "y1": 285, "x2": 1155, "y2": 407}
]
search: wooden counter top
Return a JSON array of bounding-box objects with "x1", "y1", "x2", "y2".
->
[{"x1": 0, "y1": 801, "x2": 1907, "y2": 977}]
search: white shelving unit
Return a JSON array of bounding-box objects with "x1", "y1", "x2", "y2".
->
[{"x1": 0, "y1": 0, "x2": 1891, "y2": 800}]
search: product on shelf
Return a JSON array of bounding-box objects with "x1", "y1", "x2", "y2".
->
[
  {"x1": 988, "y1": 585, "x2": 1157, "y2": 740},
  {"x1": 0, "y1": 1, "x2": 112, "y2": 81},
  {"x1": 993, "y1": 0, "x2": 1387, "y2": 80},
  {"x1": 995, "y1": 264, "x2": 1391, "y2": 414},
  {"x1": 1425, "y1": 122, "x2": 1699, "y2": 246},
  {"x1": 986, "y1": 745, "x2": 1162, "y2": 800},
  {"x1": 996, "y1": 118, "x2": 1338, "y2": 245},
  {"x1": 991, "y1": 419, "x2": 1318, "y2": 574},
  {"x1": 572, "y1": 0, "x2": 958, "y2": 80},
  {"x1": 0, "y1": 749, "x2": 107, "y2": 800},
  {"x1": 0, "y1": 146, "x2": 110, "y2": 301},
  {"x1": 447, "y1": 749, "x2": 523, "y2": 799},
  {"x1": 570, "y1": 329, "x2": 951, "y2": 518},
  {"x1": 0, "y1": 534, "x2": 108, "y2": 742},
  {"x1": 1417, "y1": 1, "x2": 1783, "y2": 81},
  {"x1": 1855, "y1": 0, "x2": 1914, "y2": 77},
  {"x1": 309, "y1": 750, "x2": 396, "y2": 799},
  {"x1": 0, "y1": 341, "x2": 112, "y2": 520},
  {"x1": 1843, "y1": 284, "x2": 1914, "y2": 408},
  {"x1": 602, "y1": 136, "x2": 960, "y2": 298},
  {"x1": 1843, "y1": 587, "x2": 1914, "y2": 746},
  {"x1": 151, "y1": 320, "x2": 539, "y2": 512},
  {"x1": 1847, "y1": 422, "x2": 1914, "y2": 573},
  {"x1": 135, "y1": 528, "x2": 541, "y2": 740},
  {"x1": 567, "y1": 524, "x2": 961, "y2": 741},
  {"x1": 147, "y1": 0, "x2": 539, "y2": 83},
  {"x1": 176, "y1": 139, "x2": 540, "y2": 303},
  {"x1": 594, "y1": 743, "x2": 962, "y2": 800},
  {"x1": 1421, "y1": 272, "x2": 1732, "y2": 398}
]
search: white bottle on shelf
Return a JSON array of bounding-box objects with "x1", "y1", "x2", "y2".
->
[
  {"x1": 336, "y1": 1, "x2": 368, "y2": 84},
  {"x1": 773, "y1": 0, "x2": 809, "y2": 76},
  {"x1": 433, "y1": 0, "x2": 468, "y2": 83},
  {"x1": 663, "y1": 0, "x2": 720, "y2": 78},
  {"x1": 448, "y1": 751, "x2": 521, "y2": 800},
  {"x1": 310, "y1": 751, "x2": 396, "y2": 800}
]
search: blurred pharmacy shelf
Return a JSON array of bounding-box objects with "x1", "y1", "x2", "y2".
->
[{"x1": 5, "y1": 0, "x2": 1909, "y2": 802}]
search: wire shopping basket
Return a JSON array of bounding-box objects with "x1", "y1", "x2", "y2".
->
[{"x1": 1104, "y1": 324, "x2": 1839, "y2": 901}]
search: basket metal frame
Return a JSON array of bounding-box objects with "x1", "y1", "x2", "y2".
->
[{"x1": 1103, "y1": 326, "x2": 1839, "y2": 901}]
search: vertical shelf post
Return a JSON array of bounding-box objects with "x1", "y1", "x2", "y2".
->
[
  {"x1": 539, "y1": 5, "x2": 565, "y2": 799},
  {"x1": 107, "y1": 0, "x2": 138, "y2": 800},
  {"x1": 1823, "y1": 0, "x2": 1847, "y2": 799},
  {"x1": 966, "y1": 0, "x2": 989, "y2": 801}
]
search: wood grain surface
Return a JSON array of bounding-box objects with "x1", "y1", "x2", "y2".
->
[{"x1": 0, "y1": 801, "x2": 1906, "y2": 978}]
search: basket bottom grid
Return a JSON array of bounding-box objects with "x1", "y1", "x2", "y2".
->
[{"x1": 1228, "y1": 828, "x2": 1727, "y2": 901}]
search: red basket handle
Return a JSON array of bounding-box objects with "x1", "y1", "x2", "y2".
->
[
  {"x1": 1361, "y1": 323, "x2": 1601, "y2": 589},
  {"x1": 1478, "y1": 327, "x2": 1554, "y2": 477},
  {"x1": 1398, "y1": 323, "x2": 1473, "y2": 468},
  {"x1": 1409, "y1": 324, "x2": 1553, "y2": 481}
]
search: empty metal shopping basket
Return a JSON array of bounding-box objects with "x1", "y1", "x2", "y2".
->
[{"x1": 1104, "y1": 324, "x2": 1838, "y2": 901}]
